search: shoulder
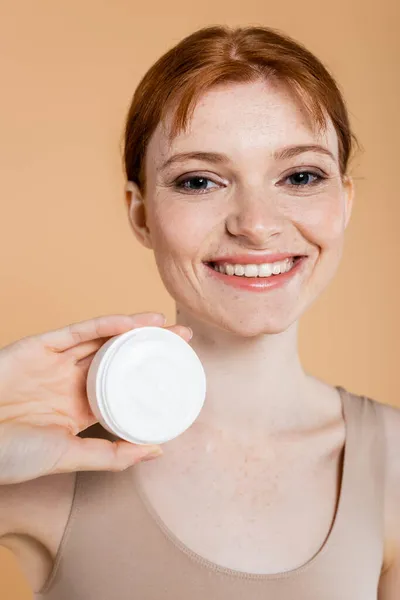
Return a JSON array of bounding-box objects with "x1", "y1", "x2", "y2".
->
[
  {"x1": 0, "y1": 471, "x2": 76, "y2": 592},
  {"x1": 372, "y1": 401, "x2": 400, "y2": 524},
  {"x1": 0, "y1": 426, "x2": 111, "y2": 549},
  {"x1": 0, "y1": 424, "x2": 112, "y2": 549},
  {"x1": 376, "y1": 401, "x2": 400, "y2": 500},
  {"x1": 378, "y1": 400, "x2": 400, "y2": 455},
  {"x1": 0, "y1": 471, "x2": 77, "y2": 545},
  {"x1": 373, "y1": 401, "x2": 400, "y2": 579},
  {"x1": 0, "y1": 424, "x2": 112, "y2": 592}
]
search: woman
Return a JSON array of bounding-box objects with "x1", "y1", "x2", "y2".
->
[{"x1": 0, "y1": 25, "x2": 399, "y2": 599}]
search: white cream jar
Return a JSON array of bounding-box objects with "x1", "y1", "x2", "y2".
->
[{"x1": 86, "y1": 326, "x2": 206, "y2": 445}]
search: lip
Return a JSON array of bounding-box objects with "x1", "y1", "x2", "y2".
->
[
  {"x1": 209, "y1": 252, "x2": 302, "y2": 265},
  {"x1": 204, "y1": 256, "x2": 306, "y2": 292}
]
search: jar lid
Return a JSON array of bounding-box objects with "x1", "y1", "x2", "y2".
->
[{"x1": 87, "y1": 326, "x2": 206, "y2": 444}]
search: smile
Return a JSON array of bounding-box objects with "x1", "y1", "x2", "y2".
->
[
  {"x1": 209, "y1": 257, "x2": 296, "y2": 278},
  {"x1": 204, "y1": 255, "x2": 306, "y2": 292}
]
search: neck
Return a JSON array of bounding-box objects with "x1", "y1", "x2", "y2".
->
[{"x1": 175, "y1": 306, "x2": 314, "y2": 442}]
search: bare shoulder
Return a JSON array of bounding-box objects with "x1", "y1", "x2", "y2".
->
[{"x1": 0, "y1": 471, "x2": 76, "y2": 592}]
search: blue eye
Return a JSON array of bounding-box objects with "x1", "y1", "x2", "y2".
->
[
  {"x1": 175, "y1": 176, "x2": 218, "y2": 193},
  {"x1": 285, "y1": 171, "x2": 323, "y2": 186}
]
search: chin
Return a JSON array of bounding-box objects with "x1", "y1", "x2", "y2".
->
[
  {"x1": 187, "y1": 303, "x2": 301, "y2": 338},
  {"x1": 219, "y1": 316, "x2": 297, "y2": 338}
]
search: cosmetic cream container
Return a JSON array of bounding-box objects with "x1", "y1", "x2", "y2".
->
[{"x1": 86, "y1": 326, "x2": 206, "y2": 445}]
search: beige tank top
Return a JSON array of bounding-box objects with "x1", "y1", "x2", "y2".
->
[{"x1": 37, "y1": 387, "x2": 386, "y2": 599}]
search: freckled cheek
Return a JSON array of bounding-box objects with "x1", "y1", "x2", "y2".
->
[
  {"x1": 148, "y1": 204, "x2": 212, "y2": 260},
  {"x1": 288, "y1": 196, "x2": 346, "y2": 249}
]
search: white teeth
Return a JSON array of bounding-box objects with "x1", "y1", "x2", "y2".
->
[
  {"x1": 212, "y1": 258, "x2": 296, "y2": 278},
  {"x1": 244, "y1": 264, "x2": 258, "y2": 277},
  {"x1": 234, "y1": 264, "x2": 245, "y2": 276},
  {"x1": 258, "y1": 263, "x2": 273, "y2": 277},
  {"x1": 272, "y1": 263, "x2": 281, "y2": 275}
]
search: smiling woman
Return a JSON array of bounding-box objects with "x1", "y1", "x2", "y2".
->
[
  {"x1": 1, "y1": 23, "x2": 400, "y2": 600},
  {"x1": 126, "y1": 70, "x2": 353, "y2": 335}
]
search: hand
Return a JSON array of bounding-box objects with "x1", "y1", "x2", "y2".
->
[{"x1": 0, "y1": 313, "x2": 192, "y2": 484}]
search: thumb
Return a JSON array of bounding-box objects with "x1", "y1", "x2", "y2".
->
[{"x1": 52, "y1": 437, "x2": 163, "y2": 474}]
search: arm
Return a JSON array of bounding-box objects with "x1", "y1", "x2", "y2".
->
[
  {"x1": 0, "y1": 472, "x2": 76, "y2": 593},
  {"x1": 378, "y1": 403, "x2": 400, "y2": 599},
  {"x1": 0, "y1": 313, "x2": 183, "y2": 591}
]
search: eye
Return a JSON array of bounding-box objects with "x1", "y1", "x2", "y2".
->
[
  {"x1": 284, "y1": 170, "x2": 325, "y2": 186},
  {"x1": 174, "y1": 176, "x2": 219, "y2": 194}
]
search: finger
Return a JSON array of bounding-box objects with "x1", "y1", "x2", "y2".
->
[
  {"x1": 68, "y1": 338, "x2": 108, "y2": 362},
  {"x1": 166, "y1": 325, "x2": 193, "y2": 343},
  {"x1": 8, "y1": 412, "x2": 85, "y2": 435},
  {"x1": 53, "y1": 437, "x2": 163, "y2": 474},
  {"x1": 76, "y1": 352, "x2": 98, "y2": 372},
  {"x1": 41, "y1": 313, "x2": 166, "y2": 352},
  {"x1": 76, "y1": 325, "x2": 193, "y2": 371}
]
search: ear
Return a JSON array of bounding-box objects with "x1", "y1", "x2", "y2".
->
[
  {"x1": 125, "y1": 181, "x2": 153, "y2": 249},
  {"x1": 342, "y1": 175, "x2": 355, "y2": 229}
]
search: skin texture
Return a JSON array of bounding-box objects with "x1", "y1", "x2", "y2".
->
[
  {"x1": 124, "y1": 77, "x2": 357, "y2": 573},
  {"x1": 128, "y1": 78, "x2": 353, "y2": 338},
  {"x1": 125, "y1": 78, "x2": 399, "y2": 597},
  {"x1": 127, "y1": 77, "x2": 355, "y2": 438},
  {"x1": 0, "y1": 313, "x2": 192, "y2": 484},
  {"x1": 1, "y1": 78, "x2": 399, "y2": 597}
]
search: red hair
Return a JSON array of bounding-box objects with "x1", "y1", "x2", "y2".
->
[{"x1": 124, "y1": 25, "x2": 357, "y2": 193}]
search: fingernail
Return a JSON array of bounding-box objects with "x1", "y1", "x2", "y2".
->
[
  {"x1": 154, "y1": 313, "x2": 167, "y2": 324},
  {"x1": 141, "y1": 447, "x2": 163, "y2": 462},
  {"x1": 187, "y1": 327, "x2": 193, "y2": 340}
]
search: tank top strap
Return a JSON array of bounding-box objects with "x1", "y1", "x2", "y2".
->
[
  {"x1": 317, "y1": 386, "x2": 386, "y2": 567},
  {"x1": 339, "y1": 385, "x2": 386, "y2": 497}
]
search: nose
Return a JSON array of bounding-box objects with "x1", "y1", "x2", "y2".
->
[{"x1": 225, "y1": 189, "x2": 284, "y2": 247}]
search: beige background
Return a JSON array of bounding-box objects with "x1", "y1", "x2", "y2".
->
[{"x1": 0, "y1": 0, "x2": 398, "y2": 597}]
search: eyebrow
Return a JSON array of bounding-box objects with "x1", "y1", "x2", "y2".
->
[{"x1": 158, "y1": 144, "x2": 337, "y2": 171}]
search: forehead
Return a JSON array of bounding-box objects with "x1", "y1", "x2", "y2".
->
[{"x1": 147, "y1": 79, "x2": 339, "y2": 165}]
